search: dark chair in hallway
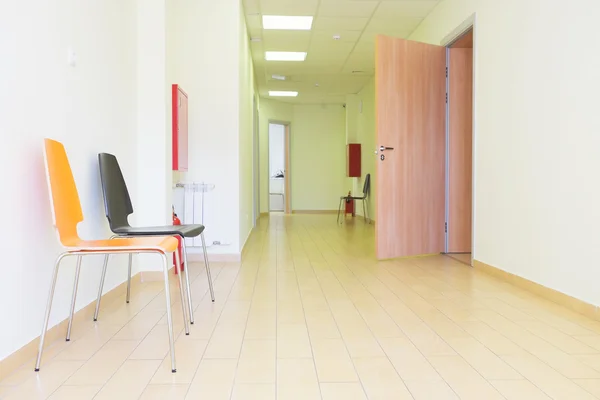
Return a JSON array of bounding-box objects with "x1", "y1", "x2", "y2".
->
[
  {"x1": 337, "y1": 173, "x2": 371, "y2": 224},
  {"x1": 95, "y1": 153, "x2": 215, "y2": 325}
]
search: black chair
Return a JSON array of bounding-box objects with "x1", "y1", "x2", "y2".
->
[
  {"x1": 337, "y1": 173, "x2": 371, "y2": 224},
  {"x1": 94, "y1": 153, "x2": 215, "y2": 325}
]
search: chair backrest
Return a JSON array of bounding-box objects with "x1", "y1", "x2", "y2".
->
[
  {"x1": 363, "y1": 173, "x2": 371, "y2": 197},
  {"x1": 43, "y1": 139, "x2": 83, "y2": 246},
  {"x1": 98, "y1": 153, "x2": 134, "y2": 231}
]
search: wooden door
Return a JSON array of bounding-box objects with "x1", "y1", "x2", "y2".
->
[
  {"x1": 447, "y1": 48, "x2": 473, "y2": 253},
  {"x1": 375, "y1": 36, "x2": 446, "y2": 259}
]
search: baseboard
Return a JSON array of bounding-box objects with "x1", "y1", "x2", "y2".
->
[
  {"x1": 292, "y1": 210, "x2": 337, "y2": 214},
  {"x1": 0, "y1": 273, "x2": 142, "y2": 381},
  {"x1": 473, "y1": 260, "x2": 600, "y2": 321}
]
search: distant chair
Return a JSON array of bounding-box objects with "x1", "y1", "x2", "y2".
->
[{"x1": 337, "y1": 173, "x2": 371, "y2": 224}]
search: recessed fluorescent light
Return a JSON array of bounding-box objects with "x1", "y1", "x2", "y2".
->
[
  {"x1": 271, "y1": 74, "x2": 287, "y2": 81},
  {"x1": 269, "y1": 91, "x2": 298, "y2": 97},
  {"x1": 265, "y1": 51, "x2": 307, "y2": 61},
  {"x1": 263, "y1": 15, "x2": 313, "y2": 30}
]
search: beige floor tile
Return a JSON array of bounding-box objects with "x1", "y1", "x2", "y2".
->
[
  {"x1": 344, "y1": 337, "x2": 385, "y2": 358},
  {"x1": 404, "y1": 380, "x2": 459, "y2": 400},
  {"x1": 427, "y1": 356, "x2": 505, "y2": 400},
  {"x1": 517, "y1": 320, "x2": 599, "y2": 354},
  {"x1": 240, "y1": 339, "x2": 276, "y2": 359},
  {"x1": 277, "y1": 383, "x2": 321, "y2": 400},
  {"x1": 489, "y1": 380, "x2": 552, "y2": 400},
  {"x1": 46, "y1": 385, "x2": 101, "y2": 400},
  {"x1": 129, "y1": 324, "x2": 182, "y2": 360},
  {"x1": 184, "y1": 383, "x2": 232, "y2": 400},
  {"x1": 320, "y1": 382, "x2": 367, "y2": 400},
  {"x1": 444, "y1": 336, "x2": 522, "y2": 379},
  {"x1": 235, "y1": 357, "x2": 276, "y2": 383},
  {"x1": 139, "y1": 384, "x2": 189, "y2": 399},
  {"x1": 2, "y1": 360, "x2": 83, "y2": 400},
  {"x1": 501, "y1": 352, "x2": 596, "y2": 399},
  {"x1": 150, "y1": 338, "x2": 208, "y2": 384},
  {"x1": 92, "y1": 360, "x2": 161, "y2": 400},
  {"x1": 379, "y1": 337, "x2": 443, "y2": 382},
  {"x1": 54, "y1": 323, "x2": 122, "y2": 361},
  {"x1": 65, "y1": 340, "x2": 139, "y2": 385},
  {"x1": 573, "y1": 379, "x2": 600, "y2": 397},
  {"x1": 311, "y1": 338, "x2": 358, "y2": 382},
  {"x1": 277, "y1": 358, "x2": 318, "y2": 384},
  {"x1": 352, "y1": 357, "x2": 413, "y2": 399},
  {"x1": 231, "y1": 383, "x2": 276, "y2": 400}
]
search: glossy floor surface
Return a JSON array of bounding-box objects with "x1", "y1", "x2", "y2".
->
[{"x1": 3, "y1": 215, "x2": 600, "y2": 399}]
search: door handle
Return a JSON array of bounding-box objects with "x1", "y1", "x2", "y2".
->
[{"x1": 379, "y1": 146, "x2": 394, "y2": 152}]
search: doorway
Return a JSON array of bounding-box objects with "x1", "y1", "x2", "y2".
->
[
  {"x1": 445, "y1": 28, "x2": 474, "y2": 265},
  {"x1": 268, "y1": 122, "x2": 291, "y2": 213}
]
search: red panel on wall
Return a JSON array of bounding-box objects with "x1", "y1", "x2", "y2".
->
[
  {"x1": 347, "y1": 143, "x2": 361, "y2": 177},
  {"x1": 172, "y1": 84, "x2": 188, "y2": 171}
]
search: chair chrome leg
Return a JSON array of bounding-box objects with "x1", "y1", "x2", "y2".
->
[
  {"x1": 175, "y1": 249, "x2": 190, "y2": 335},
  {"x1": 94, "y1": 254, "x2": 109, "y2": 321},
  {"x1": 126, "y1": 253, "x2": 133, "y2": 303},
  {"x1": 337, "y1": 198, "x2": 343, "y2": 224},
  {"x1": 200, "y1": 232, "x2": 215, "y2": 302},
  {"x1": 161, "y1": 253, "x2": 177, "y2": 373},
  {"x1": 66, "y1": 256, "x2": 83, "y2": 342},
  {"x1": 181, "y1": 239, "x2": 194, "y2": 324},
  {"x1": 362, "y1": 199, "x2": 367, "y2": 224},
  {"x1": 35, "y1": 253, "x2": 67, "y2": 371}
]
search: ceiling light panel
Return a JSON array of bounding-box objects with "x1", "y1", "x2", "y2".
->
[
  {"x1": 265, "y1": 51, "x2": 307, "y2": 61},
  {"x1": 269, "y1": 91, "x2": 299, "y2": 97},
  {"x1": 263, "y1": 15, "x2": 313, "y2": 30}
]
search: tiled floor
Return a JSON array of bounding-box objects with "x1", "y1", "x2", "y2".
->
[{"x1": 3, "y1": 214, "x2": 600, "y2": 399}]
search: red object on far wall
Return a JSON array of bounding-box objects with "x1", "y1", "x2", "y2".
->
[
  {"x1": 172, "y1": 84, "x2": 189, "y2": 171},
  {"x1": 347, "y1": 143, "x2": 361, "y2": 177}
]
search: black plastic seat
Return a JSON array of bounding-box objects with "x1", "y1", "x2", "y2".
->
[
  {"x1": 337, "y1": 173, "x2": 371, "y2": 224},
  {"x1": 97, "y1": 153, "x2": 215, "y2": 324}
]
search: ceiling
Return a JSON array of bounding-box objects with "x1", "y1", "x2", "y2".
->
[{"x1": 243, "y1": 0, "x2": 443, "y2": 104}]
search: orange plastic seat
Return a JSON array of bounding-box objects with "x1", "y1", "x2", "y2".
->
[{"x1": 35, "y1": 139, "x2": 187, "y2": 373}]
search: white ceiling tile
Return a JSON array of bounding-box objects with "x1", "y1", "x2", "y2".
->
[
  {"x1": 262, "y1": 31, "x2": 312, "y2": 51},
  {"x1": 313, "y1": 16, "x2": 369, "y2": 31},
  {"x1": 259, "y1": 0, "x2": 320, "y2": 16},
  {"x1": 365, "y1": 17, "x2": 423, "y2": 32},
  {"x1": 318, "y1": 0, "x2": 378, "y2": 18},
  {"x1": 311, "y1": 30, "x2": 362, "y2": 44},
  {"x1": 374, "y1": 1, "x2": 440, "y2": 18}
]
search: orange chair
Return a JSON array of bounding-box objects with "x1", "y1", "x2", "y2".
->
[{"x1": 35, "y1": 139, "x2": 187, "y2": 373}]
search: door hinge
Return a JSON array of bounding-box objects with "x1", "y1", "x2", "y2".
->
[
  {"x1": 446, "y1": 66, "x2": 448, "y2": 78},
  {"x1": 445, "y1": 93, "x2": 448, "y2": 103},
  {"x1": 445, "y1": 222, "x2": 448, "y2": 233}
]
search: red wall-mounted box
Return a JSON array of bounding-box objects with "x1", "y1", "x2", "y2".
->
[
  {"x1": 172, "y1": 84, "x2": 188, "y2": 171},
  {"x1": 347, "y1": 143, "x2": 361, "y2": 177}
]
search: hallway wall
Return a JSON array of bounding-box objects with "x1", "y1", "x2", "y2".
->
[
  {"x1": 258, "y1": 100, "x2": 346, "y2": 213},
  {"x1": 412, "y1": 0, "x2": 600, "y2": 306},
  {"x1": 0, "y1": 0, "x2": 138, "y2": 361}
]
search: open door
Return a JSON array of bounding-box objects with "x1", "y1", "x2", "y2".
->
[{"x1": 375, "y1": 36, "x2": 446, "y2": 259}]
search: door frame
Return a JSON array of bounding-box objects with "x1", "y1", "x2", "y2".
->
[
  {"x1": 267, "y1": 120, "x2": 292, "y2": 214},
  {"x1": 442, "y1": 13, "x2": 477, "y2": 265},
  {"x1": 252, "y1": 95, "x2": 260, "y2": 226}
]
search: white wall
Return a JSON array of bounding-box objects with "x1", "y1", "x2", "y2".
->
[
  {"x1": 412, "y1": 0, "x2": 600, "y2": 305},
  {"x1": 169, "y1": 0, "x2": 243, "y2": 254},
  {"x1": 238, "y1": 10, "x2": 257, "y2": 250},
  {"x1": 0, "y1": 0, "x2": 137, "y2": 360},
  {"x1": 292, "y1": 104, "x2": 347, "y2": 211}
]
